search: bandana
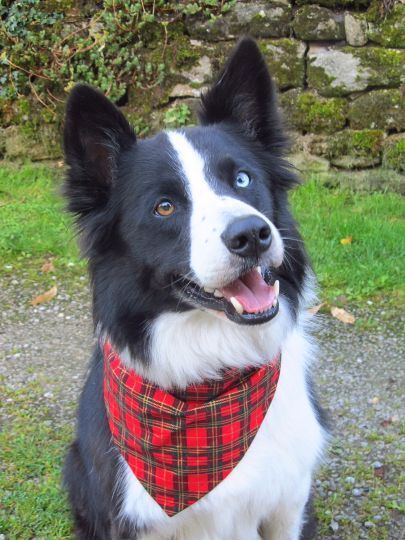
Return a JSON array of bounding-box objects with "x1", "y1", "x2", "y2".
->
[{"x1": 103, "y1": 342, "x2": 281, "y2": 516}]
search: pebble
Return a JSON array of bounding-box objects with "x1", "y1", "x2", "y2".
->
[
  {"x1": 372, "y1": 461, "x2": 383, "y2": 469},
  {"x1": 364, "y1": 521, "x2": 375, "y2": 528},
  {"x1": 345, "y1": 476, "x2": 355, "y2": 484},
  {"x1": 352, "y1": 488, "x2": 363, "y2": 496},
  {"x1": 330, "y1": 520, "x2": 339, "y2": 532}
]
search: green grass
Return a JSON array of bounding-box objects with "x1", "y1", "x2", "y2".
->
[
  {"x1": 0, "y1": 379, "x2": 73, "y2": 539},
  {"x1": 292, "y1": 178, "x2": 404, "y2": 302}
]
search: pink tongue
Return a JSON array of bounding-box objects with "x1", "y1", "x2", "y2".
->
[{"x1": 221, "y1": 270, "x2": 276, "y2": 313}]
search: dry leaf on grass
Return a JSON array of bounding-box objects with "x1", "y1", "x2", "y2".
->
[
  {"x1": 340, "y1": 236, "x2": 353, "y2": 245},
  {"x1": 308, "y1": 302, "x2": 326, "y2": 315},
  {"x1": 41, "y1": 260, "x2": 55, "y2": 273},
  {"x1": 330, "y1": 306, "x2": 355, "y2": 324},
  {"x1": 31, "y1": 286, "x2": 57, "y2": 306}
]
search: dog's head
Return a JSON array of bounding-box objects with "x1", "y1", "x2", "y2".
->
[{"x1": 64, "y1": 38, "x2": 308, "y2": 356}]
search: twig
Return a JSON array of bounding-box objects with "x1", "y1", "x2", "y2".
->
[
  {"x1": 6, "y1": 58, "x2": 52, "y2": 80},
  {"x1": 29, "y1": 78, "x2": 55, "y2": 113}
]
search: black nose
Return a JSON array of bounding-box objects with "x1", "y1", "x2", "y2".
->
[{"x1": 221, "y1": 216, "x2": 272, "y2": 258}]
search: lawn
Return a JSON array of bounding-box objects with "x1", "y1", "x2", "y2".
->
[{"x1": 0, "y1": 161, "x2": 404, "y2": 303}]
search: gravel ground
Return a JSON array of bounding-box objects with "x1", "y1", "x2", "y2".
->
[{"x1": 1, "y1": 277, "x2": 404, "y2": 539}]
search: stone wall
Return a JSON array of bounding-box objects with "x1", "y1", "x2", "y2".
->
[{"x1": 1, "y1": 1, "x2": 404, "y2": 191}]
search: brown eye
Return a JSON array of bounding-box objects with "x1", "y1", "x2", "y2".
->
[{"x1": 154, "y1": 199, "x2": 175, "y2": 217}]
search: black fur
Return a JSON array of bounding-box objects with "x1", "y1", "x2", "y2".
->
[{"x1": 63, "y1": 38, "x2": 316, "y2": 539}]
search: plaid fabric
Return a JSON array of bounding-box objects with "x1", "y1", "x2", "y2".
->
[{"x1": 103, "y1": 341, "x2": 281, "y2": 516}]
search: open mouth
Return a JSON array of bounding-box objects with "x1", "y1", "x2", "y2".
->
[{"x1": 172, "y1": 267, "x2": 279, "y2": 325}]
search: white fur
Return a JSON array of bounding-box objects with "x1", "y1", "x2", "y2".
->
[
  {"x1": 166, "y1": 131, "x2": 284, "y2": 288},
  {"x1": 118, "y1": 311, "x2": 325, "y2": 539}
]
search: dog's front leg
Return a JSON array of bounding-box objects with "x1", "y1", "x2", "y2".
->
[
  {"x1": 260, "y1": 504, "x2": 306, "y2": 540},
  {"x1": 259, "y1": 478, "x2": 313, "y2": 540}
]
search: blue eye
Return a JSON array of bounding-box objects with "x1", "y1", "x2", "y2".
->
[{"x1": 235, "y1": 171, "x2": 251, "y2": 188}]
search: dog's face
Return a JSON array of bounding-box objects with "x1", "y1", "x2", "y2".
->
[{"x1": 64, "y1": 38, "x2": 308, "y2": 356}]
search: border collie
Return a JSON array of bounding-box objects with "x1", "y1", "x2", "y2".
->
[{"x1": 63, "y1": 37, "x2": 327, "y2": 540}]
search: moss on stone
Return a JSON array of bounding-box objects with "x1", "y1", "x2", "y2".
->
[
  {"x1": 325, "y1": 129, "x2": 384, "y2": 168},
  {"x1": 382, "y1": 135, "x2": 405, "y2": 173},
  {"x1": 185, "y1": 1, "x2": 292, "y2": 41},
  {"x1": 259, "y1": 39, "x2": 306, "y2": 90},
  {"x1": 293, "y1": 5, "x2": 344, "y2": 41},
  {"x1": 348, "y1": 89, "x2": 404, "y2": 131},
  {"x1": 4, "y1": 124, "x2": 61, "y2": 161},
  {"x1": 296, "y1": 0, "x2": 371, "y2": 6},
  {"x1": 281, "y1": 90, "x2": 347, "y2": 133},
  {"x1": 308, "y1": 46, "x2": 405, "y2": 97},
  {"x1": 366, "y1": 3, "x2": 405, "y2": 48}
]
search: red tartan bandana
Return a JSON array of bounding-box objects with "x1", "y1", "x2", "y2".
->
[{"x1": 103, "y1": 342, "x2": 281, "y2": 516}]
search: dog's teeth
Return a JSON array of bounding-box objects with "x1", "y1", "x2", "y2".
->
[
  {"x1": 230, "y1": 297, "x2": 244, "y2": 315},
  {"x1": 204, "y1": 287, "x2": 215, "y2": 293},
  {"x1": 214, "y1": 289, "x2": 224, "y2": 298},
  {"x1": 274, "y1": 279, "x2": 280, "y2": 298},
  {"x1": 272, "y1": 298, "x2": 277, "y2": 307},
  {"x1": 256, "y1": 266, "x2": 262, "y2": 275}
]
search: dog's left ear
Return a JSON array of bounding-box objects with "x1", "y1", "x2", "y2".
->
[{"x1": 199, "y1": 37, "x2": 285, "y2": 153}]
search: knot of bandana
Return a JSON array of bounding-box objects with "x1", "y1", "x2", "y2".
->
[{"x1": 103, "y1": 342, "x2": 281, "y2": 516}]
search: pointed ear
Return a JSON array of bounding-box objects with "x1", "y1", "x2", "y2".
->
[
  {"x1": 63, "y1": 84, "x2": 135, "y2": 218},
  {"x1": 199, "y1": 37, "x2": 286, "y2": 152}
]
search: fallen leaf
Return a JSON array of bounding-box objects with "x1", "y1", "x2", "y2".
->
[
  {"x1": 308, "y1": 302, "x2": 326, "y2": 314},
  {"x1": 330, "y1": 306, "x2": 355, "y2": 324},
  {"x1": 373, "y1": 465, "x2": 385, "y2": 479},
  {"x1": 57, "y1": 160, "x2": 64, "y2": 168},
  {"x1": 41, "y1": 260, "x2": 55, "y2": 273},
  {"x1": 31, "y1": 286, "x2": 57, "y2": 306},
  {"x1": 369, "y1": 396, "x2": 379, "y2": 405},
  {"x1": 340, "y1": 236, "x2": 353, "y2": 245}
]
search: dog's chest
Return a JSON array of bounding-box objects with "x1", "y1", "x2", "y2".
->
[{"x1": 117, "y1": 328, "x2": 325, "y2": 540}]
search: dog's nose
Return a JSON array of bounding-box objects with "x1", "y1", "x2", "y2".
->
[{"x1": 221, "y1": 216, "x2": 272, "y2": 258}]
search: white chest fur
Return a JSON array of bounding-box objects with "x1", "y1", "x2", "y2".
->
[{"x1": 117, "y1": 322, "x2": 325, "y2": 540}]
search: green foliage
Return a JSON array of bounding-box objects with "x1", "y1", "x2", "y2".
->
[
  {"x1": 0, "y1": 0, "x2": 234, "y2": 121},
  {"x1": 163, "y1": 103, "x2": 191, "y2": 128}
]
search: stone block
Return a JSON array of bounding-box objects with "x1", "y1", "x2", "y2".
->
[
  {"x1": 309, "y1": 129, "x2": 384, "y2": 168},
  {"x1": 293, "y1": 5, "x2": 345, "y2": 41},
  {"x1": 331, "y1": 129, "x2": 384, "y2": 168},
  {"x1": 348, "y1": 89, "x2": 404, "y2": 131},
  {"x1": 280, "y1": 90, "x2": 347, "y2": 133},
  {"x1": 367, "y1": 3, "x2": 405, "y2": 48},
  {"x1": 260, "y1": 39, "x2": 306, "y2": 90},
  {"x1": 296, "y1": 0, "x2": 371, "y2": 6},
  {"x1": 382, "y1": 134, "x2": 405, "y2": 173},
  {"x1": 185, "y1": 1, "x2": 292, "y2": 41},
  {"x1": 344, "y1": 12, "x2": 368, "y2": 46},
  {"x1": 315, "y1": 169, "x2": 405, "y2": 195},
  {"x1": 181, "y1": 55, "x2": 213, "y2": 85},
  {"x1": 308, "y1": 45, "x2": 405, "y2": 96},
  {"x1": 288, "y1": 152, "x2": 330, "y2": 173},
  {"x1": 4, "y1": 124, "x2": 61, "y2": 161}
]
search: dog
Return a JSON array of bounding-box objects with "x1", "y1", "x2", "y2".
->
[{"x1": 63, "y1": 37, "x2": 327, "y2": 540}]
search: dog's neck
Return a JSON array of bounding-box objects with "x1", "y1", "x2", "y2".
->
[{"x1": 117, "y1": 297, "x2": 294, "y2": 390}]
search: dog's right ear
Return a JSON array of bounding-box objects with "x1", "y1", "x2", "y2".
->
[{"x1": 63, "y1": 84, "x2": 135, "y2": 219}]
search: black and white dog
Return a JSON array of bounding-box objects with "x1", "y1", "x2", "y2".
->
[{"x1": 63, "y1": 37, "x2": 327, "y2": 540}]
